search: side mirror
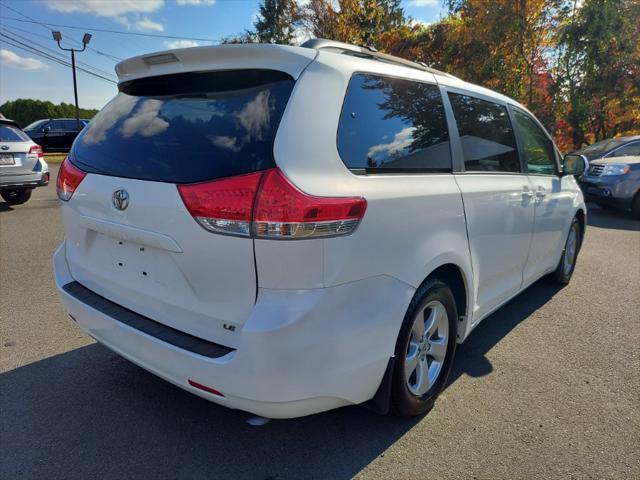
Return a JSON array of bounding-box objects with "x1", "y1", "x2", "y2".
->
[
  {"x1": 42, "y1": 126, "x2": 51, "y2": 134},
  {"x1": 562, "y1": 153, "x2": 589, "y2": 176}
]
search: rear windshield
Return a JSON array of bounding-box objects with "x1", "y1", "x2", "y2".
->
[
  {"x1": 70, "y1": 70, "x2": 295, "y2": 184},
  {"x1": 0, "y1": 125, "x2": 30, "y2": 142}
]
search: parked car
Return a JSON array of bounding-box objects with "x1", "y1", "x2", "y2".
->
[
  {"x1": 574, "y1": 135, "x2": 640, "y2": 162},
  {"x1": 578, "y1": 155, "x2": 640, "y2": 218},
  {"x1": 53, "y1": 40, "x2": 588, "y2": 419},
  {"x1": 0, "y1": 116, "x2": 49, "y2": 205},
  {"x1": 23, "y1": 118, "x2": 90, "y2": 152}
]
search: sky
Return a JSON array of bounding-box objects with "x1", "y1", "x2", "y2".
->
[{"x1": 0, "y1": 0, "x2": 446, "y2": 110}]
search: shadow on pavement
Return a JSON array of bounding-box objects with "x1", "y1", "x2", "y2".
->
[
  {"x1": 0, "y1": 201, "x2": 14, "y2": 212},
  {"x1": 1, "y1": 344, "x2": 420, "y2": 479},
  {"x1": 1, "y1": 280, "x2": 563, "y2": 480},
  {"x1": 448, "y1": 280, "x2": 563, "y2": 383},
  {"x1": 586, "y1": 203, "x2": 639, "y2": 231}
]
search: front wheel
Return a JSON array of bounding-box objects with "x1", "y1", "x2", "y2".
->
[
  {"x1": 550, "y1": 216, "x2": 582, "y2": 285},
  {"x1": 390, "y1": 279, "x2": 458, "y2": 417},
  {"x1": 1, "y1": 189, "x2": 32, "y2": 205}
]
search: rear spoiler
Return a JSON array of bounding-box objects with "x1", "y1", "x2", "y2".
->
[
  {"x1": 115, "y1": 44, "x2": 317, "y2": 84},
  {"x1": 0, "y1": 118, "x2": 20, "y2": 128}
]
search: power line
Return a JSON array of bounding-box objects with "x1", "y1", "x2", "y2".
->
[
  {"x1": 0, "y1": 31, "x2": 118, "y2": 82},
  {"x1": 0, "y1": 4, "x2": 123, "y2": 61},
  {"x1": 0, "y1": 26, "x2": 117, "y2": 78},
  {"x1": 1, "y1": 16, "x2": 220, "y2": 42},
  {"x1": 2, "y1": 37, "x2": 83, "y2": 72},
  {"x1": 1, "y1": 38, "x2": 118, "y2": 85},
  {"x1": 0, "y1": 26, "x2": 117, "y2": 79},
  {"x1": 0, "y1": 34, "x2": 118, "y2": 84}
]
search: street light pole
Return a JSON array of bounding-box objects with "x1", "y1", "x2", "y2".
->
[
  {"x1": 70, "y1": 49, "x2": 79, "y2": 130},
  {"x1": 52, "y1": 31, "x2": 92, "y2": 131}
]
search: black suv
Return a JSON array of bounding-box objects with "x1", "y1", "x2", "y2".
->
[{"x1": 23, "y1": 118, "x2": 90, "y2": 152}]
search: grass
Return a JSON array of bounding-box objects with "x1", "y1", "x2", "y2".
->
[{"x1": 43, "y1": 153, "x2": 67, "y2": 164}]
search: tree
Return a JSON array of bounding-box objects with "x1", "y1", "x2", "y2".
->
[
  {"x1": 336, "y1": 0, "x2": 407, "y2": 47},
  {"x1": 220, "y1": 31, "x2": 257, "y2": 44},
  {"x1": 299, "y1": 0, "x2": 407, "y2": 48},
  {"x1": 556, "y1": 0, "x2": 640, "y2": 146},
  {"x1": 224, "y1": 0, "x2": 639, "y2": 150},
  {"x1": 254, "y1": 0, "x2": 300, "y2": 45},
  {"x1": 378, "y1": 0, "x2": 573, "y2": 142},
  {"x1": 300, "y1": 0, "x2": 340, "y2": 40},
  {"x1": 0, "y1": 99, "x2": 98, "y2": 128}
]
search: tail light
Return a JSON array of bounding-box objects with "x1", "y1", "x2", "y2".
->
[
  {"x1": 28, "y1": 145, "x2": 43, "y2": 159},
  {"x1": 253, "y1": 169, "x2": 366, "y2": 238},
  {"x1": 177, "y1": 171, "x2": 262, "y2": 236},
  {"x1": 178, "y1": 168, "x2": 367, "y2": 239},
  {"x1": 56, "y1": 157, "x2": 86, "y2": 201}
]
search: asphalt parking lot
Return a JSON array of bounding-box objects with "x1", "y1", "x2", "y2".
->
[{"x1": 1, "y1": 165, "x2": 639, "y2": 479}]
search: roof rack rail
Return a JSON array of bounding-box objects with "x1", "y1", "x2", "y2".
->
[{"x1": 300, "y1": 38, "x2": 458, "y2": 79}]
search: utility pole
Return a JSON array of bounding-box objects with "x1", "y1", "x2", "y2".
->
[{"x1": 52, "y1": 31, "x2": 92, "y2": 131}]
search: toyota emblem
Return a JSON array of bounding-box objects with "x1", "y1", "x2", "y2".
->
[{"x1": 112, "y1": 189, "x2": 129, "y2": 211}]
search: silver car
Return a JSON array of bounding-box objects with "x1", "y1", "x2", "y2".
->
[{"x1": 0, "y1": 117, "x2": 49, "y2": 205}]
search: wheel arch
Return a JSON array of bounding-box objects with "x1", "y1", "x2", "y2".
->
[
  {"x1": 575, "y1": 207, "x2": 586, "y2": 249},
  {"x1": 368, "y1": 261, "x2": 471, "y2": 414},
  {"x1": 417, "y1": 262, "x2": 471, "y2": 343}
]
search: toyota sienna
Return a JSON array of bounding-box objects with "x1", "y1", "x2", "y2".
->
[{"x1": 53, "y1": 40, "x2": 588, "y2": 418}]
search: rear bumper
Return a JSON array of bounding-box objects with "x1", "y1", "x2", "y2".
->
[
  {"x1": 53, "y1": 241, "x2": 414, "y2": 418},
  {"x1": 0, "y1": 171, "x2": 49, "y2": 190}
]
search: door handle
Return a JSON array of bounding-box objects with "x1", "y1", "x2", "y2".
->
[{"x1": 522, "y1": 187, "x2": 534, "y2": 199}]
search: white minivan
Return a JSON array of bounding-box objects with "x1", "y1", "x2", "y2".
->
[{"x1": 53, "y1": 40, "x2": 587, "y2": 419}]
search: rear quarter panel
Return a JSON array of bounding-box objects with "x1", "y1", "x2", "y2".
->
[{"x1": 258, "y1": 51, "x2": 473, "y2": 330}]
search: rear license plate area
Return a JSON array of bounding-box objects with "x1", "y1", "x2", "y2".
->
[
  {"x1": 0, "y1": 154, "x2": 15, "y2": 165},
  {"x1": 108, "y1": 238, "x2": 155, "y2": 280}
]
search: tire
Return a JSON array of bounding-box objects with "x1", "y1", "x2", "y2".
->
[
  {"x1": 390, "y1": 278, "x2": 458, "y2": 417},
  {"x1": 1, "y1": 189, "x2": 32, "y2": 205},
  {"x1": 631, "y1": 193, "x2": 640, "y2": 220},
  {"x1": 550, "y1": 216, "x2": 581, "y2": 285}
]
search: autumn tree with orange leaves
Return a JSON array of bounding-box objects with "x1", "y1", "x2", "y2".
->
[{"x1": 232, "y1": 0, "x2": 639, "y2": 151}]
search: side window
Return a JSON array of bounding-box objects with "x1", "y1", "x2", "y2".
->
[
  {"x1": 337, "y1": 73, "x2": 451, "y2": 172},
  {"x1": 612, "y1": 142, "x2": 640, "y2": 157},
  {"x1": 448, "y1": 93, "x2": 520, "y2": 173},
  {"x1": 63, "y1": 120, "x2": 78, "y2": 130},
  {"x1": 50, "y1": 120, "x2": 65, "y2": 131},
  {"x1": 512, "y1": 109, "x2": 557, "y2": 175}
]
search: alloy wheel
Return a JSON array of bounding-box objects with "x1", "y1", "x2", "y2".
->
[
  {"x1": 563, "y1": 223, "x2": 579, "y2": 276},
  {"x1": 405, "y1": 300, "x2": 449, "y2": 396}
]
